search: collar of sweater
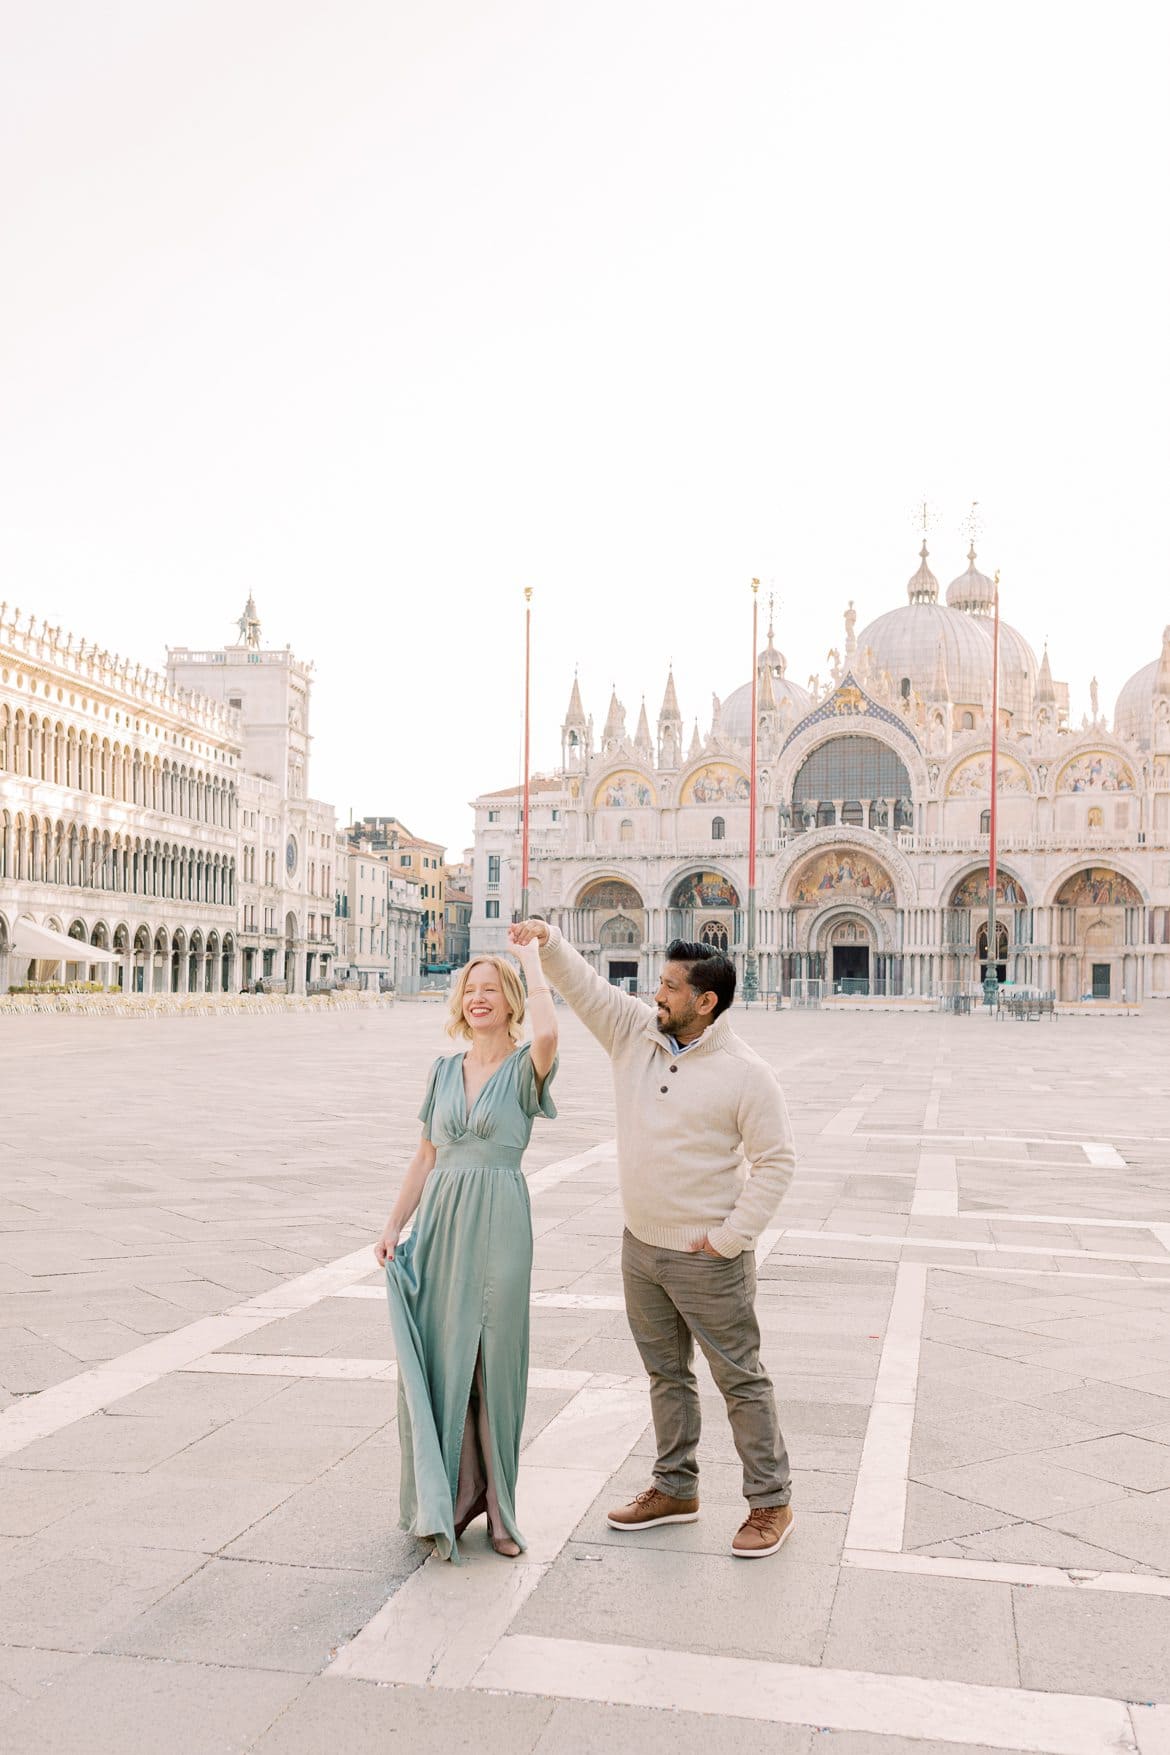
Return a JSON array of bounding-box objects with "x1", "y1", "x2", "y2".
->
[{"x1": 642, "y1": 1012, "x2": 734, "y2": 1058}]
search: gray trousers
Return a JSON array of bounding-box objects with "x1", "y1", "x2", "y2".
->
[{"x1": 621, "y1": 1230, "x2": 791, "y2": 1507}]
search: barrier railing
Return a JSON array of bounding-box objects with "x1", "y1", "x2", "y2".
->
[{"x1": 0, "y1": 991, "x2": 395, "y2": 1018}]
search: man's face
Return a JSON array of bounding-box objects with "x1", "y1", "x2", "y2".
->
[{"x1": 655, "y1": 961, "x2": 711, "y2": 1040}]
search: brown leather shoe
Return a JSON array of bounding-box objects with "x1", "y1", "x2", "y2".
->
[
  {"x1": 607, "y1": 1487, "x2": 699, "y2": 1531},
  {"x1": 732, "y1": 1504, "x2": 793, "y2": 1557}
]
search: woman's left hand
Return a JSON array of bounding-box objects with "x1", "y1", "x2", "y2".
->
[{"x1": 688, "y1": 1236, "x2": 723, "y2": 1258}]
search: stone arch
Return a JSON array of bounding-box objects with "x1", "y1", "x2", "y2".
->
[
  {"x1": 945, "y1": 862, "x2": 1029, "y2": 908},
  {"x1": 1044, "y1": 860, "x2": 1147, "y2": 909},
  {"x1": 768, "y1": 828, "x2": 916, "y2": 909},
  {"x1": 776, "y1": 718, "x2": 930, "y2": 812},
  {"x1": 573, "y1": 875, "x2": 646, "y2": 910},
  {"x1": 592, "y1": 767, "x2": 658, "y2": 810},
  {"x1": 666, "y1": 866, "x2": 741, "y2": 912},
  {"x1": 786, "y1": 844, "x2": 900, "y2": 909},
  {"x1": 676, "y1": 761, "x2": 750, "y2": 807},
  {"x1": 1046, "y1": 864, "x2": 1146, "y2": 909},
  {"x1": 795, "y1": 898, "x2": 897, "y2": 957},
  {"x1": 943, "y1": 743, "x2": 1034, "y2": 799},
  {"x1": 787, "y1": 732, "x2": 917, "y2": 831}
]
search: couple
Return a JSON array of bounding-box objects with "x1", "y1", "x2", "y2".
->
[{"x1": 375, "y1": 920, "x2": 797, "y2": 1563}]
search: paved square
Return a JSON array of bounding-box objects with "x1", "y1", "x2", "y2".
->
[{"x1": 2, "y1": 1001, "x2": 1170, "y2": 1754}]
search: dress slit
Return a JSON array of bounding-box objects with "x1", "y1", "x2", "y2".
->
[{"x1": 453, "y1": 1344, "x2": 504, "y2": 1532}]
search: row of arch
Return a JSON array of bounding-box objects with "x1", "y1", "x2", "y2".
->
[
  {"x1": 0, "y1": 705, "x2": 237, "y2": 827},
  {"x1": 587, "y1": 727, "x2": 1147, "y2": 814},
  {"x1": 0, "y1": 811, "x2": 237, "y2": 906},
  {"x1": 0, "y1": 913, "x2": 240, "y2": 994},
  {"x1": 572, "y1": 856, "x2": 1149, "y2": 915}
]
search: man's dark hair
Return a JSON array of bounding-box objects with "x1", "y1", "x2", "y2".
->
[{"x1": 664, "y1": 940, "x2": 736, "y2": 1020}]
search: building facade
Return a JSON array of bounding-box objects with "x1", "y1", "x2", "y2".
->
[
  {"x1": 167, "y1": 599, "x2": 336, "y2": 992},
  {"x1": 471, "y1": 549, "x2": 1170, "y2": 1004},
  {"x1": 349, "y1": 816, "x2": 448, "y2": 971},
  {"x1": 1, "y1": 596, "x2": 340, "y2": 996},
  {"x1": 0, "y1": 604, "x2": 242, "y2": 994},
  {"x1": 334, "y1": 831, "x2": 422, "y2": 992}
]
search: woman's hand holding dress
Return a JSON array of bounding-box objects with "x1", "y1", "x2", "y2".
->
[{"x1": 374, "y1": 1222, "x2": 401, "y2": 1266}]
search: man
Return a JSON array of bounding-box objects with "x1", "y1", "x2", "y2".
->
[{"x1": 508, "y1": 920, "x2": 796, "y2": 1558}]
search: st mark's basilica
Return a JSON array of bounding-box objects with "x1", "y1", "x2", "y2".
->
[{"x1": 472, "y1": 544, "x2": 1170, "y2": 1004}]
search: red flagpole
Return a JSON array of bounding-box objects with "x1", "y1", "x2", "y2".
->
[
  {"x1": 749, "y1": 580, "x2": 759, "y2": 896},
  {"x1": 745, "y1": 578, "x2": 760, "y2": 1000},
  {"x1": 521, "y1": 587, "x2": 532, "y2": 918},
  {"x1": 985, "y1": 572, "x2": 1001, "y2": 1000}
]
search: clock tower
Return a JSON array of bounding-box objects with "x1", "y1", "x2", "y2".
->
[{"x1": 165, "y1": 602, "x2": 336, "y2": 994}]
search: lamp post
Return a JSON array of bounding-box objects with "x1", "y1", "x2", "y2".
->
[
  {"x1": 983, "y1": 570, "x2": 1002, "y2": 1009},
  {"x1": 744, "y1": 579, "x2": 760, "y2": 1003}
]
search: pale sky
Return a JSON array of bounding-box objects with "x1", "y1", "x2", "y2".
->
[{"x1": 3, "y1": 1, "x2": 1168, "y2": 852}]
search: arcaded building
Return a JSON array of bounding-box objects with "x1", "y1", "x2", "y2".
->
[
  {"x1": 1, "y1": 596, "x2": 337, "y2": 994},
  {"x1": 471, "y1": 546, "x2": 1170, "y2": 1004}
]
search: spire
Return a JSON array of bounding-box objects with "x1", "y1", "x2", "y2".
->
[
  {"x1": 659, "y1": 667, "x2": 681, "y2": 724},
  {"x1": 564, "y1": 671, "x2": 585, "y2": 726},
  {"x1": 657, "y1": 667, "x2": 682, "y2": 768},
  {"x1": 237, "y1": 595, "x2": 262, "y2": 648},
  {"x1": 561, "y1": 669, "x2": 588, "y2": 769},
  {"x1": 602, "y1": 688, "x2": 627, "y2": 750},
  {"x1": 907, "y1": 541, "x2": 939, "y2": 604},
  {"x1": 931, "y1": 636, "x2": 951, "y2": 702},
  {"x1": 1035, "y1": 644, "x2": 1056, "y2": 704},
  {"x1": 688, "y1": 719, "x2": 702, "y2": 760},
  {"x1": 758, "y1": 654, "x2": 777, "y2": 711},
  {"x1": 634, "y1": 698, "x2": 652, "y2": 758},
  {"x1": 1157, "y1": 625, "x2": 1170, "y2": 696}
]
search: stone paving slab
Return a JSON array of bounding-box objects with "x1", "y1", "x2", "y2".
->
[{"x1": 2, "y1": 1005, "x2": 1170, "y2": 1751}]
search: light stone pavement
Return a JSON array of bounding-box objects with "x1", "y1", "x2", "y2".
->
[{"x1": 2, "y1": 1001, "x2": 1170, "y2": 1755}]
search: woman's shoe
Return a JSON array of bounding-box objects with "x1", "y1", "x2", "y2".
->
[
  {"x1": 488, "y1": 1520, "x2": 521, "y2": 1558},
  {"x1": 454, "y1": 1491, "x2": 487, "y2": 1539}
]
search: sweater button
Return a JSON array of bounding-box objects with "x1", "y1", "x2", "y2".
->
[
  {"x1": 660, "y1": 1085, "x2": 668, "y2": 1094},
  {"x1": 670, "y1": 1065, "x2": 678, "y2": 1072}
]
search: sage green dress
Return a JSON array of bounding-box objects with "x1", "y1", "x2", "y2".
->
[{"x1": 385, "y1": 1043, "x2": 557, "y2": 1561}]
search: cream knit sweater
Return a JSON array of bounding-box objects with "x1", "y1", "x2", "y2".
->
[{"x1": 539, "y1": 926, "x2": 796, "y2": 1258}]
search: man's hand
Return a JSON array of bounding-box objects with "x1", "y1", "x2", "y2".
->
[
  {"x1": 688, "y1": 1236, "x2": 723, "y2": 1258},
  {"x1": 509, "y1": 920, "x2": 549, "y2": 949}
]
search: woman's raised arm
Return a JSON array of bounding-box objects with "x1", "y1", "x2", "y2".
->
[{"x1": 513, "y1": 934, "x2": 557, "y2": 1088}]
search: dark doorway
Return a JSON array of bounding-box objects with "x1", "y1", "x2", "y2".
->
[
  {"x1": 1091, "y1": 962, "x2": 1111, "y2": 999},
  {"x1": 608, "y1": 960, "x2": 638, "y2": 990},
  {"x1": 833, "y1": 945, "x2": 870, "y2": 992}
]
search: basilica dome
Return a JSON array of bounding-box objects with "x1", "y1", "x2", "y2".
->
[
  {"x1": 722, "y1": 637, "x2": 812, "y2": 743},
  {"x1": 1114, "y1": 627, "x2": 1170, "y2": 747},
  {"x1": 856, "y1": 544, "x2": 995, "y2": 706},
  {"x1": 858, "y1": 544, "x2": 1038, "y2": 718},
  {"x1": 945, "y1": 548, "x2": 997, "y2": 615}
]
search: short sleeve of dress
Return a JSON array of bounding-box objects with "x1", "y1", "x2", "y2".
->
[
  {"x1": 516, "y1": 1043, "x2": 558, "y2": 1120},
  {"x1": 417, "y1": 1056, "x2": 443, "y2": 1137}
]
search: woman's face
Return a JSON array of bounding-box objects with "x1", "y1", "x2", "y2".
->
[{"x1": 462, "y1": 961, "x2": 509, "y2": 1034}]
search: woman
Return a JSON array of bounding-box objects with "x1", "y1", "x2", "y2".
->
[{"x1": 375, "y1": 938, "x2": 557, "y2": 1561}]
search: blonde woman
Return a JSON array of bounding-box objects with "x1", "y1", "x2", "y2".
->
[{"x1": 375, "y1": 942, "x2": 557, "y2": 1560}]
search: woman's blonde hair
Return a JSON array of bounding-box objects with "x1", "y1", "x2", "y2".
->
[{"x1": 446, "y1": 955, "x2": 527, "y2": 1043}]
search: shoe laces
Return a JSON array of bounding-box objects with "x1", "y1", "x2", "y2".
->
[
  {"x1": 635, "y1": 1488, "x2": 664, "y2": 1507},
  {"x1": 746, "y1": 1506, "x2": 780, "y2": 1530}
]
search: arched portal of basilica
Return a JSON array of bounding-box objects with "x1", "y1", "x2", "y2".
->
[{"x1": 470, "y1": 555, "x2": 1170, "y2": 1004}]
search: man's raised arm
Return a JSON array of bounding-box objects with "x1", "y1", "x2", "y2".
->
[{"x1": 509, "y1": 920, "x2": 648, "y2": 1054}]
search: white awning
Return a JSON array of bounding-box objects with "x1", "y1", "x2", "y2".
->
[{"x1": 10, "y1": 917, "x2": 122, "y2": 963}]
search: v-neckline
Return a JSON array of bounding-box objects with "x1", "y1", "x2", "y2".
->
[{"x1": 460, "y1": 1045, "x2": 520, "y2": 1119}]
